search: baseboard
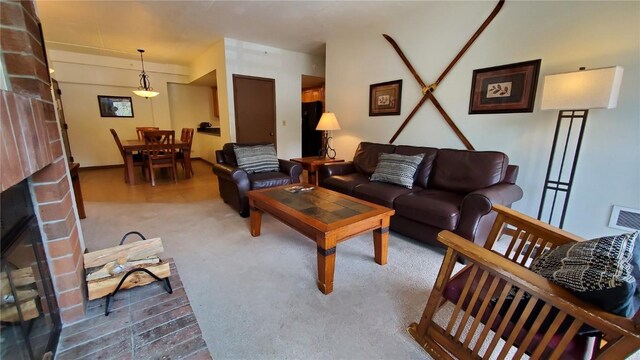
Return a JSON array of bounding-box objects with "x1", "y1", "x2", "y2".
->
[
  {"x1": 79, "y1": 164, "x2": 123, "y2": 170},
  {"x1": 79, "y1": 158, "x2": 214, "y2": 171},
  {"x1": 194, "y1": 157, "x2": 215, "y2": 166}
]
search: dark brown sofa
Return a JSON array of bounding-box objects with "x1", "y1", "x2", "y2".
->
[
  {"x1": 212, "y1": 143, "x2": 302, "y2": 217},
  {"x1": 318, "y1": 142, "x2": 523, "y2": 248}
]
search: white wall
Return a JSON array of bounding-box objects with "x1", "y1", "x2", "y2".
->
[
  {"x1": 50, "y1": 50, "x2": 190, "y2": 166},
  {"x1": 224, "y1": 38, "x2": 325, "y2": 159},
  {"x1": 167, "y1": 83, "x2": 217, "y2": 160},
  {"x1": 189, "y1": 40, "x2": 229, "y2": 163},
  {"x1": 325, "y1": 1, "x2": 640, "y2": 238}
]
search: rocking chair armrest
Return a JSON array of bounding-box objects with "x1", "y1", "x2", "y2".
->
[
  {"x1": 492, "y1": 204, "x2": 587, "y2": 244},
  {"x1": 437, "y1": 229, "x2": 640, "y2": 340}
]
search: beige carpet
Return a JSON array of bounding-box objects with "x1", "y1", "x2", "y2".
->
[
  {"x1": 80, "y1": 198, "x2": 456, "y2": 359},
  {"x1": 78, "y1": 197, "x2": 640, "y2": 359}
]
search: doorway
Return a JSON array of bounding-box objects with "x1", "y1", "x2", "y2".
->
[
  {"x1": 301, "y1": 75, "x2": 325, "y2": 157},
  {"x1": 233, "y1": 74, "x2": 276, "y2": 144}
]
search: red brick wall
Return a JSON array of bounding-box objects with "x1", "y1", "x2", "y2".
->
[{"x1": 1, "y1": 0, "x2": 86, "y2": 323}]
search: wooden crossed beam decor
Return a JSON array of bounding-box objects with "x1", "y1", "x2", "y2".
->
[{"x1": 384, "y1": 0, "x2": 505, "y2": 149}]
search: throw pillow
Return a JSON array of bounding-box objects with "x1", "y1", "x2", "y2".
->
[
  {"x1": 369, "y1": 153, "x2": 425, "y2": 189},
  {"x1": 530, "y1": 232, "x2": 638, "y2": 317},
  {"x1": 233, "y1": 144, "x2": 280, "y2": 174}
]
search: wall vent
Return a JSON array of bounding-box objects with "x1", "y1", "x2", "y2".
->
[{"x1": 609, "y1": 206, "x2": 640, "y2": 232}]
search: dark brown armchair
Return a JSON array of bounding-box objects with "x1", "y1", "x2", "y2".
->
[{"x1": 212, "y1": 143, "x2": 302, "y2": 217}]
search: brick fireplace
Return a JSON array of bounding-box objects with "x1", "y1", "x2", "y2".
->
[{"x1": 1, "y1": 0, "x2": 86, "y2": 325}]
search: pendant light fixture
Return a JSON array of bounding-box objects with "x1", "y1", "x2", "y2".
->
[{"x1": 132, "y1": 49, "x2": 159, "y2": 98}]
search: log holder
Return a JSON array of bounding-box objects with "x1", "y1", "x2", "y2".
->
[{"x1": 104, "y1": 231, "x2": 173, "y2": 316}]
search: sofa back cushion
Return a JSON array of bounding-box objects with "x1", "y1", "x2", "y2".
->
[
  {"x1": 395, "y1": 145, "x2": 438, "y2": 188},
  {"x1": 353, "y1": 142, "x2": 396, "y2": 175},
  {"x1": 430, "y1": 149, "x2": 508, "y2": 193}
]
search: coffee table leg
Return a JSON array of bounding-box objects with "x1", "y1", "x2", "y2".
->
[
  {"x1": 373, "y1": 227, "x2": 389, "y2": 265},
  {"x1": 317, "y1": 246, "x2": 336, "y2": 294},
  {"x1": 250, "y1": 206, "x2": 262, "y2": 237}
]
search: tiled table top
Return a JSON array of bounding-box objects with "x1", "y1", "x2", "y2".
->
[{"x1": 56, "y1": 259, "x2": 211, "y2": 360}]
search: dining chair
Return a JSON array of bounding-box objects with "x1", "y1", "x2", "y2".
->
[
  {"x1": 136, "y1": 126, "x2": 159, "y2": 141},
  {"x1": 143, "y1": 130, "x2": 177, "y2": 186},
  {"x1": 176, "y1": 128, "x2": 194, "y2": 176},
  {"x1": 110, "y1": 129, "x2": 144, "y2": 183}
]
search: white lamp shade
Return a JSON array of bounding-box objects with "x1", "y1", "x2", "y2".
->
[
  {"x1": 133, "y1": 90, "x2": 160, "y2": 98},
  {"x1": 540, "y1": 66, "x2": 623, "y2": 110},
  {"x1": 316, "y1": 112, "x2": 341, "y2": 131}
]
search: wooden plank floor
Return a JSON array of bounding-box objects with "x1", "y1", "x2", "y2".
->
[
  {"x1": 57, "y1": 259, "x2": 211, "y2": 360},
  {"x1": 78, "y1": 160, "x2": 220, "y2": 203}
]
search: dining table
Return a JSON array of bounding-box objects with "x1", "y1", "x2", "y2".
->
[{"x1": 122, "y1": 139, "x2": 192, "y2": 185}]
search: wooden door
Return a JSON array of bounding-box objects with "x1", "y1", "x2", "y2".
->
[
  {"x1": 233, "y1": 75, "x2": 276, "y2": 144},
  {"x1": 52, "y1": 79, "x2": 74, "y2": 163}
]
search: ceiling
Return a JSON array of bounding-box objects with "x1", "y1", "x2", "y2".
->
[{"x1": 36, "y1": 1, "x2": 430, "y2": 65}]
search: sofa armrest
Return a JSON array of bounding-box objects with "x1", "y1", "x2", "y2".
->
[
  {"x1": 503, "y1": 164, "x2": 519, "y2": 184},
  {"x1": 318, "y1": 162, "x2": 356, "y2": 184},
  {"x1": 455, "y1": 183, "x2": 524, "y2": 244},
  {"x1": 278, "y1": 159, "x2": 303, "y2": 182},
  {"x1": 212, "y1": 163, "x2": 250, "y2": 193}
]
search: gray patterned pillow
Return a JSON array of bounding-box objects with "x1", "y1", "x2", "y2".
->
[
  {"x1": 233, "y1": 144, "x2": 280, "y2": 174},
  {"x1": 530, "y1": 232, "x2": 638, "y2": 316},
  {"x1": 370, "y1": 153, "x2": 424, "y2": 189}
]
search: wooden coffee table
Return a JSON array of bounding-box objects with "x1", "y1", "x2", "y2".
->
[{"x1": 248, "y1": 184, "x2": 395, "y2": 294}]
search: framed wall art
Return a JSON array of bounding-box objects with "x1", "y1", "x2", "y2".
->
[
  {"x1": 98, "y1": 95, "x2": 134, "y2": 118},
  {"x1": 469, "y1": 59, "x2": 541, "y2": 114},
  {"x1": 369, "y1": 80, "x2": 402, "y2": 116}
]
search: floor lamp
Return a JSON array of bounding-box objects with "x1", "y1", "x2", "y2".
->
[
  {"x1": 316, "y1": 112, "x2": 341, "y2": 159},
  {"x1": 538, "y1": 66, "x2": 624, "y2": 228}
]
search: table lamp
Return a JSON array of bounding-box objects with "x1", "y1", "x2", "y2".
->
[
  {"x1": 538, "y1": 66, "x2": 623, "y2": 228},
  {"x1": 316, "y1": 112, "x2": 341, "y2": 159}
]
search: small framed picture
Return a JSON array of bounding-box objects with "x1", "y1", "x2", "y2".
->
[
  {"x1": 469, "y1": 59, "x2": 541, "y2": 114},
  {"x1": 369, "y1": 80, "x2": 402, "y2": 116},
  {"x1": 98, "y1": 96, "x2": 134, "y2": 117}
]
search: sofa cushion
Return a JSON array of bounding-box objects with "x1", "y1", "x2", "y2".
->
[
  {"x1": 370, "y1": 153, "x2": 425, "y2": 189},
  {"x1": 322, "y1": 173, "x2": 370, "y2": 195},
  {"x1": 352, "y1": 182, "x2": 419, "y2": 208},
  {"x1": 234, "y1": 144, "x2": 280, "y2": 174},
  {"x1": 530, "y1": 232, "x2": 638, "y2": 317},
  {"x1": 248, "y1": 172, "x2": 292, "y2": 190},
  {"x1": 430, "y1": 149, "x2": 508, "y2": 194},
  {"x1": 394, "y1": 145, "x2": 438, "y2": 189},
  {"x1": 353, "y1": 142, "x2": 396, "y2": 175},
  {"x1": 394, "y1": 190, "x2": 464, "y2": 230}
]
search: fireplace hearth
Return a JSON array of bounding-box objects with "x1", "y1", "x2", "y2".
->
[{"x1": 1, "y1": 180, "x2": 61, "y2": 359}]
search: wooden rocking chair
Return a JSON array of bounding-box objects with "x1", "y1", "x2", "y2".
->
[{"x1": 408, "y1": 204, "x2": 640, "y2": 359}]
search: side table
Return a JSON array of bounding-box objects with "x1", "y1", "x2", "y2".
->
[{"x1": 290, "y1": 157, "x2": 344, "y2": 185}]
